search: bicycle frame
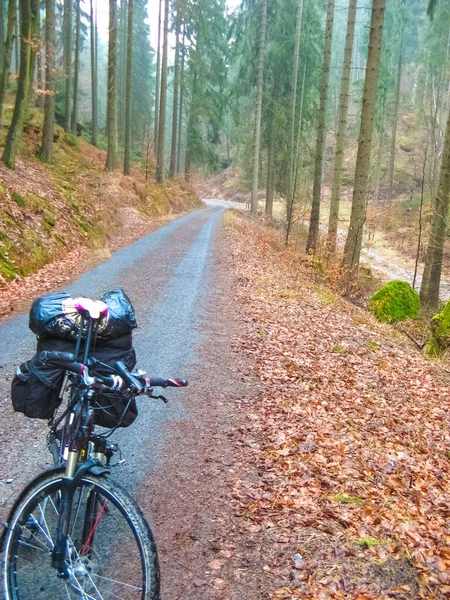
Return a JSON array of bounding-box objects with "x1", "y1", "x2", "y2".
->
[{"x1": 49, "y1": 313, "x2": 111, "y2": 577}]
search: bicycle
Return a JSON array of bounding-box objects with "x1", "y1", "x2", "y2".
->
[{"x1": 1, "y1": 297, "x2": 188, "y2": 600}]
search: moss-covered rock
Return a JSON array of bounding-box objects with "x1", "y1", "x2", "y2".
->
[
  {"x1": 368, "y1": 280, "x2": 420, "y2": 324},
  {"x1": 424, "y1": 301, "x2": 450, "y2": 358}
]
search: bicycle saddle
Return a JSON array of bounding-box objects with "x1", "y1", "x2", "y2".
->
[{"x1": 75, "y1": 297, "x2": 108, "y2": 320}]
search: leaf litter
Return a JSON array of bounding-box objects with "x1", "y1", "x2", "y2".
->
[{"x1": 225, "y1": 211, "x2": 450, "y2": 599}]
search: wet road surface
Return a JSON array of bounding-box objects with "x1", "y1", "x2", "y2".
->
[{"x1": 0, "y1": 203, "x2": 226, "y2": 522}]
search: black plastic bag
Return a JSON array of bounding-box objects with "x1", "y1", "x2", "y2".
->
[
  {"x1": 11, "y1": 357, "x2": 65, "y2": 419},
  {"x1": 29, "y1": 288, "x2": 137, "y2": 341},
  {"x1": 29, "y1": 292, "x2": 76, "y2": 340},
  {"x1": 98, "y1": 288, "x2": 137, "y2": 341}
]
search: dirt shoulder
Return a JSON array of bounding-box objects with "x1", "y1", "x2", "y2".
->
[{"x1": 146, "y1": 211, "x2": 450, "y2": 600}]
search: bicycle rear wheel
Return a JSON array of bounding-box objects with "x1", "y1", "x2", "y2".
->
[{"x1": 2, "y1": 472, "x2": 160, "y2": 600}]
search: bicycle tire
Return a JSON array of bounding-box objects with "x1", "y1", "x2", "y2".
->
[{"x1": 2, "y1": 471, "x2": 160, "y2": 600}]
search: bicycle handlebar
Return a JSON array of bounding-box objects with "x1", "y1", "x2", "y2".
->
[
  {"x1": 38, "y1": 351, "x2": 188, "y2": 392},
  {"x1": 146, "y1": 377, "x2": 188, "y2": 388}
]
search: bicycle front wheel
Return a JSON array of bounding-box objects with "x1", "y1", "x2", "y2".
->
[{"x1": 2, "y1": 472, "x2": 160, "y2": 600}]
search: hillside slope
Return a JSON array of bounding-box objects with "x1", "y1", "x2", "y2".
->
[{"x1": 0, "y1": 120, "x2": 202, "y2": 318}]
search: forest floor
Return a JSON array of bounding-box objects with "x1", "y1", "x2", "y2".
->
[
  {"x1": 200, "y1": 167, "x2": 450, "y2": 301},
  {"x1": 191, "y1": 211, "x2": 450, "y2": 599}
]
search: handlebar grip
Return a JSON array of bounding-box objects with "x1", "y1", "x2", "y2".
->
[
  {"x1": 39, "y1": 351, "x2": 76, "y2": 363},
  {"x1": 39, "y1": 351, "x2": 85, "y2": 375},
  {"x1": 149, "y1": 377, "x2": 188, "y2": 388}
]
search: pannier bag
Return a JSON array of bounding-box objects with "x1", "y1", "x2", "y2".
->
[
  {"x1": 29, "y1": 288, "x2": 137, "y2": 342},
  {"x1": 36, "y1": 335, "x2": 138, "y2": 428},
  {"x1": 12, "y1": 288, "x2": 139, "y2": 428},
  {"x1": 11, "y1": 356, "x2": 65, "y2": 419}
]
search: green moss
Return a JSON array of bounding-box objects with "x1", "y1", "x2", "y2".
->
[
  {"x1": 425, "y1": 300, "x2": 450, "y2": 357},
  {"x1": 12, "y1": 191, "x2": 25, "y2": 207},
  {"x1": 366, "y1": 339, "x2": 380, "y2": 350},
  {"x1": 65, "y1": 132, "x2": 78, "y2": 149},
  {"x1": 331, "y1": 494, "x2": 363, "y2": 504},
  {"x1": 358, "y1": 536, "x2": 383, "y2": 548},
  {"x1": 332, "y1": 345, "x2": 346, "y2": 353},
  {"x1": 0, "y1": 233, "x2": 16, "y2": 279},
  {"x1": 368, "y1": 280, "x2": 420, "y2": 324}
]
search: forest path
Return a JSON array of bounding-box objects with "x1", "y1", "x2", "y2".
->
[
  {"x1": 210, "y1": 195, "x2": 450, "y2": 300},
  {"x1": 0, "y1": 203, "x2": 226, "y2": 523}
]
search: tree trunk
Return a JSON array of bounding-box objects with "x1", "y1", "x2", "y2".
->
[
  {"x1": 286, "y1": 0, "x2": 304, "y2": 232},
  {"x1": 36, "y1": 2, "x2": 44, "y2": 108},
  {"x1": 250, "y1": 0, "x2": 267, "y2": 215},
  {"x1": 420, "y1": 106, "x2": 450, "y2": 308},
  {"x1": 156, "y1": 0, "x2": 168, "y2": 184},
  {"x1": 306, "y1": 0, "x2": 335, "y2": 253},
  {"x1": 326, "y1": 0, "x2": 357, "y2": 256},
  {"x1": 90, "y1": 0, "x2": 97, "y2": 145},
  {"x1": 106, "y1": 0, "x2": 118, "y2": 171},
  {"x1": 63, "y1": 0, "x2": 72, "y2": 130},
  {"x1": 372, "y1": 98, "x2": 386, "y2": 205},
  {"x1": 27, "y1": 0, "x2": 38, "y2": 104},
  {"x1": 266, "y1": 118, "x2": 275, "y2": 216},
  {"x1": 39, "y1": 0, "x2": 55, "y2": 162},
  {"x1": 0, "y1": 0, "x2": 17, "y2": 125},
  {"x1": 2, "y1": 0, "x2": 31, "y2": 169},
  {"x1": 14, "y1": 0, "x2": 19, "y2": 72},
  {"x1": 153, "y1": 0, "x2": 162, "y2": 152},
  {"x1": 169, "y1": 12, "x2": 180, "y2": 179},
  {"x1": 123, "y1": 0, "x2": 132, "y2": 175},
  {"x1": 0, "y1": 0, "x2": 4, "y2": 67},
  {"x1": 176, "y1": 25, "x2": 185, "y2": 175},
  {"x1": 71, "y1": 0, "x2": 80, "y2": 132},
  {"x1": 342, "y1": 0, "x2": 386, "y2": 281},
  {"x1": 388, "y1": 30, "x2": 404, "y2": 195},
  {"x1": 118, "y1": 0, "x2": 126, "y2": 145}
]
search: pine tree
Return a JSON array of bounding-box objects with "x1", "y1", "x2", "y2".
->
[
  {"x1": 154, "y1": 0, "x2": 162, "y2": 151},
  {"x1": 176, "y1": 24, "x2": 185, "y2": 175},
  {"x1": 71, "y1": 0, "x2": 81, "y2": 132},
  {"x1": 39, "y1": 0, "x2": 56, "y2": 162},
  {"x1": 0, "y1": 0, "x2": 17, "y2": 124},
  {"x1": 306, "y1": 0, "x2": 335, "y2": 253},
  {"x1": 250, "y1": 0, "x2": 267, "y2": 215},
  {"x1": 2, "y1": 0, "x2": 32, "y2": 169},
  {"x1": 106, "y1": 0, "x2": 118, "y2": 171},
  {"x1": 63, "y1": 0, "x2": 72, "y2": 130},
  {"x1": 170, "y1": 5, "x2": 180, "y2": 178},
  {"x1": 0, "y1": 0, "x2": 4, "y2": 67},
  {"x1": 156, "y1": 0, "x2": 168, "y2": 183},
  {"x1": 285, "y1": 0, "x2": 304, "y2": 236},
  {"x1": 27, "y1": 0, "x2": 39, "y2": 104},
  {"x1": 326, "y1": 0, "x2": 357, "y2": 256},
  {"x1": 36, "y1": 3, "x2": 44, "y2": 109},
  {"x1": 90, "y1": 0, "x2": 98, "y2": 145},
  {"x1": 123, "y1": 0, "x2": 133, "y2": 175},
  {"x1": 342, "y1": 0, "x2": 387, "y2": 281}
]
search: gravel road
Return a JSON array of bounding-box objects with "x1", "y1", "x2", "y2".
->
[{"x1": 0, "y1": 202, "x2": 227, "y2": 523}]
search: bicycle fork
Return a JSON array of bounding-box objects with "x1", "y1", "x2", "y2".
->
[{"x1": 51, "y1": 455, "x2": 104, "y2": 578}]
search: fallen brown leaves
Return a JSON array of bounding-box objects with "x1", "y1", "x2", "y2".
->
[{"x1": 226, "y1": 212, "x2": 450, "y2": 599}]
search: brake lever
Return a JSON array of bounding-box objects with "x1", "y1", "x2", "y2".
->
[{"x1": 148, "y1": 392, "x2": 168, "y2": 404}]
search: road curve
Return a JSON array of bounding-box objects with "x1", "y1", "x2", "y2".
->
[{"x1": 0, "y1": 203, "x2": 226, "y2": 521}]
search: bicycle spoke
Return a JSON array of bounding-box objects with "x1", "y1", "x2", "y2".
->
[
  {"x1": 91, "y1": 573, "x2": 143, "y2": 591},
  {"x1": 71, "y1": 572, "x2": 99, "y2": 600},
  {"x1": 36, "y1": 504, "x2": 55, "y2": 549},
  {"x1": 71, "y1": 487, "x2": 84, "y2": 539},
  {"x1": 18, "y1": 538, "x2": 50, "y2": 553}
]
